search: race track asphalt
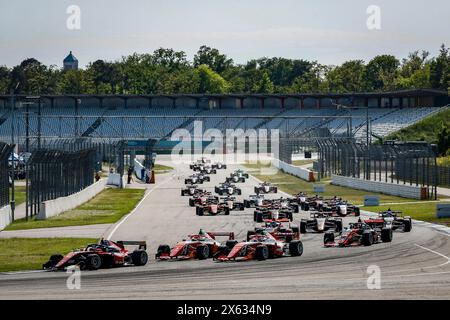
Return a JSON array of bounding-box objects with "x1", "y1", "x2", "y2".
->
[{"x1": 0, "y1": 162, "x2": 449, "y2": 299}]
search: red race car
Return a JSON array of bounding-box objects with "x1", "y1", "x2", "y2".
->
[
  {"x1": 156, "y1": 230, "x2": 236, "y2": 260},
  {"x1": 43, "y1": 239, "x2": 148, "y2": 271},
  {"x1": 247, "y1": 220, "x2": 300, "y2": 243},
  {"x1": 214, "y1": 230, "x2": 303, "y2": 262},
  {"x1": 324, "y1": 221, "x2": 393, "y2": 247}
]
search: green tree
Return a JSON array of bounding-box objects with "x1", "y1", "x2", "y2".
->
[
  {"x1": 194, "y1": 46, "x2": 233, "y2": 74},
  {"x1": 9, "y1": 58, "x2": 51, "y2": 94},
  {"x1": 196, "y1": 64, "x2": 230, "y2": 94},
  {"x1": 0, "y1": 66, "x2": 10, "y2": 94},
  {"x1": 365, "y1": 55, "x2": 400, "y2": 91},
  {"x1": 429, "y1": 44, "x2": 450, "y2": 91},
  {"x1": 252, "y1": 72, "x2": 274, "y2": 93},
  {"x1": 437, "y1": 123, "x2": 450, "y2": 156}
]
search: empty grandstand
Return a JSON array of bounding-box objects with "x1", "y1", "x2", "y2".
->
[{"x1": 0, "y1": 90, "x2": 447, "y2": 147}]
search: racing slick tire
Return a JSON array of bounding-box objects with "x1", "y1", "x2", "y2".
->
[
  {"x1": 381, "y1": 228, "x2": 393, "y2": 242},
  {"x1": 324, "y1": 231, "x2": 335, "y2": 245},
  {"x1": 354, "y1": 207, "x2": 361, "y2": 217},
  {"x1": 189, "y1": 198, "x2": 195, "y2": 207},
  {"x1": 300, "y1": 221, "x2": 307, "y2": 234},
  {"x1": 247, "y1": 231, "x2": 256, "y2": 241},
  {"x1": 156, "y1": 244, "x2": 171, "y2": 259},
  {"x1": 293, "y1": 204, "x2": 299, "y2": 213},
  {"x1": 244, "y1": 200, "x2": 249, "y2": 208},
  {"x1": 132, "y1": 250, "x2": 148, "y2": 266},
  {"x1": 43, "y1": 254, "x2": 64, "y2": 269},
  {"x1": 224, "y1": 207, "x2": 230, "y2": 216},
  {"x1": 362, "y1": 231, "x2": 374, "y2": 246},
  {"x1": 197, "y1": 207, "x2": 204, "y2": 216},
  {"x1": 403, "y1": 218, "x2": 412, "y2": 232},
  {"x1": 289, "y1": 240, "x2": 303, "y2": 257},
  {"x1": 304, "y1": 203, "x2": 310, "y2": 211},
  {"x1": 288, "y1": 212, "x2": 293, "y2": 222},
  {"x1": 237, "y1": 189, "x2": 242, "y2": 195},
  {"x1": 255, "y1": 245, "x2": 269, "y2": 261},
  {"x1": 86, "y1": 254, "x2": 102, "y2": 270},
  {"x1": 184, "y1": 179, "x2": 189, "y2": 184},
  {"x1": 335, "y1": 219, "x2": 343, "y2": 233},
  {"x1": 213, "y1": 245, "x2": 230, "y2": 260},
  {"x1": 226, "y1": 240, "x2": 238, "y2": 250},
  {"x1": 239, "y1": 203, "x2": 245, "y2": 211},
  {"x1": 273, "y1": 187, "x2": 278, "y2": 193},
  {"x1": 181, "y1": 190, "x2": 186, "y2": 196},
  {"x1": 196, "y1": 245, "x2": 209, "y2": 260},
  {"x1": 255, "y1": 212, "x2": 264, "y2": 223}
]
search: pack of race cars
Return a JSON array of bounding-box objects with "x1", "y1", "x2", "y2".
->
[{"x1": 43, "y1": 158, "x2": 412, "y2": 271}]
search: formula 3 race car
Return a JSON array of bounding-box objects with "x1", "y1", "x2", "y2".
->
[
  {"x1": 212, "y1": 162, "x2": 227, "y2": 170},
  {"x1": 323, "y1": 222, "x2": 393, "y2": 247},
  {"x1": 189, "y1": 192, "x2": 218, "y2": 207},
  {"x1": 215, "y1": 182, "x2": 242, "y2": 196},
  {"x1": 181, "y1": 185, "x2": 203, "y2": 196},
  {"x1": 196, "y1": 197, "x2": 244, "y2": 216},
  {"x1": 185, "y1": 173, "x2": 210, "y2": 185},
  {"x1": 156, "y1": 230, "x2": 236, "y2": 260},
  {"x1": 364, "y1": 210, "x2": 412, "y2": 232},
  {"x1": 300, "y1": 211, "x2": 343, "y2": 233},
  {"x1": 43, "y1": 239, "x2": 148, "y2": 271},
  {"x1": 254, "y1": 206, "x2": 294, "y2": 222},
  {"x1": 254, "y1": 182, "x2": 277, "y2": 194},
  {"x1": 214, "y1": 230, "x2": 303, "y2": 262},
  {"x1": 247, "y1": 220, "x2": 300, "y2": 243}
]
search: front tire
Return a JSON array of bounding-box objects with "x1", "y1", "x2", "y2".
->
[
  {"x1": 289, "y1": 241, "x2": 303, "y2": 257},
  {"x1": 86, "y1": 254, "x2": 102, "y2": 270},
  {"x1": 196, "y1": 245, "x2": 209, "y2": 260},
  {"x1": 255, "y1": 245, "x2": 269, "y2": 261}
]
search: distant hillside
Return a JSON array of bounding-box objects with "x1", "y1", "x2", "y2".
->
[{"x1": 385, "y1": 107, "x2": 450, "y2": 150}]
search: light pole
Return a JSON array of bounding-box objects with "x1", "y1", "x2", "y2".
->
[
  {"x1": 331, "y1": 99, "x2": 371, "y2": 180},
  {"x1": 9, "y1": 83, "x2": 19, "y2": 221}
]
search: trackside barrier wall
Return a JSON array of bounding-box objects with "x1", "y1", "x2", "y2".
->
[
  {"x1": 37, "y1": 178, "x2": 107, "y2": 220},
  {"x1": 0, "y1": 205, "x2": 12, "y2": 230},
  {"x1": 331, "y1": 175, "x2": 426, "y2": 200},
  {"x1": 273, "y1": 159, "x2": 315, "y2": 182}
]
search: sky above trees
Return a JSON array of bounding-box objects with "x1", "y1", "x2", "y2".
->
[{"x1": 0, "y1": 0, "x2": 449, "y2": 67}]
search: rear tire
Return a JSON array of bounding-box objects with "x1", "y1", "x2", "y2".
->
[
  {"x1": 403, "y1": 219, "x2": 412, "y2": 232},
  {"x1": 131, "y1": 250, "x2": 148, "y2": 266},
  {"x1": 225, "y1": 240, "x2": 238, "y2": 250},
  {"x1": 256, "y1": 212, "x2": 263, "y2": 223},
  {"x1": 335, "y1": 220, "x2": 343, "y2": 233},
  {"x1": 189, "y1": 199, "x2": 194, "y2": 207},
  {"x1": 300, "y1": 221, "x2": 307, "y2": 234},
  {"x1": 289, "y1": 241, "x2": 303, "y2": 257},
  {"x1": 324, "y1": 232, "x2": 335, "y2": 245}
]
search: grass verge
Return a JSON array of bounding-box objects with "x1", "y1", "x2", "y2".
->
[
  {"x1": 153, "y1": 164, "x2": 174, "y2": 173},
  {"x1": 10, "y1": 186, "x2": 26, "y2": 206},
  {"x1": 0, "y1": 238, "x2": 97, "y2": 272},
  {"x1": 5, "y1": 188, "x2": 145, "y2": 231},
  {"x1": 362, "y1": 202, "x2": 450, "y2": 225},
  {"x1": 244, "y1": 163, "x2": 420, "y2": 206}
]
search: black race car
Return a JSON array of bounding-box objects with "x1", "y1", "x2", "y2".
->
[
  {"x1": 300, "y1": 212, "x2": 343, "y2": 233},
  {"x1": 254, "y1": 182, "x2": 277, "y2": 194},
  {"x1": 215, "y1": 183, "x2": 242, "y2": 196}
]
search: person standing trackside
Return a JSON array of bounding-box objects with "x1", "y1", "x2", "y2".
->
[{"x1": 127, "y1": 166, "x2": 134, "y2": 184}]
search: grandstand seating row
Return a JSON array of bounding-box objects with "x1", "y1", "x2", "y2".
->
[{"x1": 0, "y1": 106, "x2": 443, "y2": 141}]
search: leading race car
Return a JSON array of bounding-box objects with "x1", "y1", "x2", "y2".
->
[
  {"x1": 364, "y1": 209, "x2": 412, "y2": 232},
  {"x1": 254, "y1": 182, "x2": 277, "y2": 194},
  {"x1": 323, "y1": 221, "x2": 393, "y2": 247},
  {"x1": 212, "y1": 162, "x2": 227, "y2": 170},
  {"x1": 156, "y1": 230, "x2": 236, "y2": 260},
  {"x1": 43, "y1": 239, "x2": 148, "y2": 271},
  {"x1": 214, "y1": 230, "x2": 303, "y2": 262},
  {"x1": 300, "y1": 211, "x2": 343, "y2": 233}
]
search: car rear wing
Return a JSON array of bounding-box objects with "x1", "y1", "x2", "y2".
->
[
  {"x1": 207, "y1": 232, "x2": 235, "y2": 240},
  {"x1": 116, "y1": 241, "x2": 147, "y2": 250}
]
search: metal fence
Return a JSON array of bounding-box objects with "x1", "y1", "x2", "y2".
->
[
  {"x1": 26, "y1": 148, "x2": 96, "y2": 218},
  {"x1": 316, "y1": 139, "x2": 438, "y2": 199},
  {"x1": 0, "y1": 141, "x2": 13, "y2": 208}
]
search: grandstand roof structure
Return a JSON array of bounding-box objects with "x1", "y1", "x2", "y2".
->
[{"x1": 0, "y1": 88, "x2": 447, "y2": 105}]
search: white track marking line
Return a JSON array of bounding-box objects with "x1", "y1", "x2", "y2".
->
[
  {"x1": 106, "y1": 174, "x2": 176, "y2": 240},
  {"x1": 414, "y1": 244, "x2": 450, "y2": 267}
]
